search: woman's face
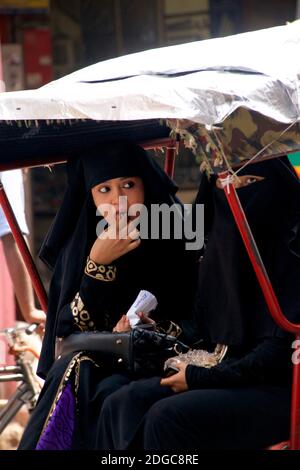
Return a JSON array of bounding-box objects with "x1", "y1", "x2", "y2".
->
[{"x1": 91, "y1": 176, "x2": 145, "y2": 224}]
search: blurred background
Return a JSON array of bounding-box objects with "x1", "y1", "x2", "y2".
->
[{"x1": 0, "y1": 0, "x2": 299, "y2": 318}]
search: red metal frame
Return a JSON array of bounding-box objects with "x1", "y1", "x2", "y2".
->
[
  {"x1": 0, "y1": 141, "x2": 299, "y2": 449},
  {"x1": 219, "y1": 171, "x2": 300, "y2": 450},
  {"x1": 164, "y1": 145, "x2": 177, "y2": 178}
]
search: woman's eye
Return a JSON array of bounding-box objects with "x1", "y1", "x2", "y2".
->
[
  {"x1": 246, "y1": 177, "x2": 257, "y2": 184},
  {"x1": 123, "y1": 181, "x2": 134, "y2": 189},
  {"x1": 99, "y1": 186, "x2": 109, "y2": 193}
]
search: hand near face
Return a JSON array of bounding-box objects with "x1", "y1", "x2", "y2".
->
[
  {"x1": 90, "y1": 220, "x2": 141, "y2": 265},
  {"x1": 90, "y1": 176, "x2": 144, "y2": 265}
]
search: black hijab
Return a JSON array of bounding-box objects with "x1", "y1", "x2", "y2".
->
[
  {"x1": 40, "y1": 142, "x2": 177, "y2": 270},
  {"x1": 193, "y1": 156, "x2": 300, "y2": 346},
  {"x1": 38, "y1": 142, "x2": 179, "y2": 378}
]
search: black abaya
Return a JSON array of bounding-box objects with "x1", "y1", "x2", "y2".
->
[
  {"x1": 18, "y1": 142, "x2": 198, "y2": 450},
  {"x1": 98, "y1": 377, "x2": 290, "y2": 450},
  {"x1": 96, "y1": 336, "x2": 292, "y2": 450}
]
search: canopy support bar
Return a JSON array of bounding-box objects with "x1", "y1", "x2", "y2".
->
[{"x1": 164, "y1": 145, "x2": 177, "y2": 178}]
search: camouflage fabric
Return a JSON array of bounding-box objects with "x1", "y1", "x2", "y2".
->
[{"x1": 166, "y1": 108, "x2": 300, "y2": 174}]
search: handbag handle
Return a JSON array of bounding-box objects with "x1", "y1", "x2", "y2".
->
[{"x1": 55, "y1": 331, "x2": 132, "y2": 369}]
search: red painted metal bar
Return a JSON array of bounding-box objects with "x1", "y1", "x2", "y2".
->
[
  {"x1": 290, "y1": 336, "x2": 300, "y2": 450},
  {"x1": 0, "y1": 180, "x2": 48, "y2": 313},
  {"x1": 164, "y1": 144, "x2": 177, "y2": 178},
  {"x1": 219, "y1": 171, "x2": 300, "y2": 450}
]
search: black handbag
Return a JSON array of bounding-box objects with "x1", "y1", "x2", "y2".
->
[{"x1": 55, "y1": 327, "x2": 189, "y2": 376}]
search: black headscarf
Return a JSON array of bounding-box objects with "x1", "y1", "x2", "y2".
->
[
  {"x1": 193, "y1": 156, "x2": 300, "y2": 346},
  {"x1": 40, "y1": 142, "x2": 177, "y2": 270},
  {"x1": 38, "y1": 142, "x2": 179, "y2": 378}
]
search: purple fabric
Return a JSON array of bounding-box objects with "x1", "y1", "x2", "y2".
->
[{"x1": 36, "y1": 383, "x2": 76, "y2": 450}]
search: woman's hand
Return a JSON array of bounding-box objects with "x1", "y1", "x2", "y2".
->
[
  {"x1": 137, "y1": 312, "x2": 156, "y2": 327},
  {"x1": 90, "y1": 221, "x2": 140, "y2": 265},
  {"x1": 113, "y1": 314, "x2": 131, "y2": 333},
  {"x1": 160, "y1": 361, "x2": 188, "y2": 393},
  {"x1": 26, "y1": 308, "x2": 46, "y2": 336}
]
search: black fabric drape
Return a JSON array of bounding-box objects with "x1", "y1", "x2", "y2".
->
[
  {"x1": 96, "y1": 373, "x2": 290, "y2": 450},
  {"x1": 193, "y1": 156, "x2": 300, "y2": 345}
]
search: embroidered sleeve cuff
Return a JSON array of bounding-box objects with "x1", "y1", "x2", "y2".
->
[
  {"x1": 84, "y1": 257, "x2": 117, "y2": 282},
  {"x1": 71, "y1": 292, "x2": 96, "y2": 332}
]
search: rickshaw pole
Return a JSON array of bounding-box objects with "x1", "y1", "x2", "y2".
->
[
  {"x1": 219, "y1": 171, "x2": 300, "y2": 450},
  {"x1": 0, "y1": 180, "x2": 48, "y2": 313},
  {"x1": 164, "y1": 144, "x2": 177, "y2": 178},
  {"x1": 290, "y1": 336, "x2": 300, "y2": 449}
]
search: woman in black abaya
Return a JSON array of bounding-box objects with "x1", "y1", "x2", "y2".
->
[
  {"x1": 97, "y1": 156, "x2": 300, "y2": 450},
  {"x1": 18, "y1": 141, "x2": 197, "y2": 450}
]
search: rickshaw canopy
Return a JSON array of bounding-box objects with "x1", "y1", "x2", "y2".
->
[{"x1": 0, "y1": 20, "x2": 300, "y2": 170}]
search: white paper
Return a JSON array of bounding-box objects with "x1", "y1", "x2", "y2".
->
[{"x1": 126, "y1": 290, "x2": 158, "y2": 327}]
